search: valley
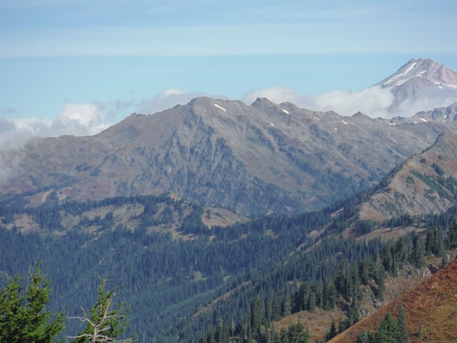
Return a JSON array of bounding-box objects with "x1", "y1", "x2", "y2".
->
[{"x1": 2, "y1": 58, "x2": 457, "y2": 343}]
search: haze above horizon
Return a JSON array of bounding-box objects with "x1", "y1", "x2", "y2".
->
[{"x1": 1, "y1": 0, "x2": 457, "y2": 138}]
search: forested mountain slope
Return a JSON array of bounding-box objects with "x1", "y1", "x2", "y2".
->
[
  {"x1": 2, "y1": 145, "x2": 457, "y2": 342},
  {"x1": 0, "y1": 192, "x2": 341, "y2": 342},
  {"x1": 4, "y1": 99, "x2": 457, "y2": 342}
]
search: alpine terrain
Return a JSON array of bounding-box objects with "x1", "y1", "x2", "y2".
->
[
  {"x1": 2, "y1": 58, "x2": 457, "y2": 343},
  {"x1": 376, "y1": 58, "x2": 457, "y2": 114}
]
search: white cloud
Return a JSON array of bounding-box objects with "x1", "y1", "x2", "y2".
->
[
  {"x1": 0, "y1": 102, "x2": 111, "y2": 183},
  {"x1": 51, "y1": 103, "x2": 107, "y2": 136},
  {"x1": 136, "y1": 89, "x2": 224, "y2": 114},
  {"x1": 243, "y1": 86, "x2": 395, "y2": 118},
  {"x1": 310, "y1": 87, "x2": 395, "y2": 118},
  {"x1": 243, "y1": 85, "x2": 457, "y2": 119},
  {"x1": 395, "y1": 86, "x2": 457, "y2": 118},
  {"x1": 5, "y1": 103, "x2": 109, "y2": 139}
]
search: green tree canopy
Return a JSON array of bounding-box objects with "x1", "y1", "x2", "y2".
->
[{"x1": 0, "y1": 263, "x2": 65, "y2": 343}]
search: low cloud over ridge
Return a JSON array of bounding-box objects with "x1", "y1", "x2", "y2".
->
[
  {"x1": 242, "y1": 85, "x2": 457, "y2": 118},
  {"x1": 243, "y1": 86, "x2": 395, "y2": 118}
]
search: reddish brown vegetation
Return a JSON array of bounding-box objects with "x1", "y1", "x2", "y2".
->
[{"x1": 329, "y1": 261, "x2": 457, "y2": 343}]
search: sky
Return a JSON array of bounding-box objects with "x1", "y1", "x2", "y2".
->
[{"x1": 1, "y1": 0, "x2": 457, "y2": 138}]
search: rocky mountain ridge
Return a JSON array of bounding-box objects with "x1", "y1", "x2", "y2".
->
[
  {"x1": 1, "y1": 97, "x2": 454, "y2": 216},
  {"x1": 359, "y1": 131, "x2": 457, "y2": 222}
]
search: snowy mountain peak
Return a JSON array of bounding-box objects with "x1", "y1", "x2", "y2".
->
[{"x1": 377, "y1": 58, "x2": 457, "y2": 88}]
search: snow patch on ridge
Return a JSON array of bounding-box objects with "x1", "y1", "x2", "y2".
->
[
  {"x1": 214, "y1": 104, "x2": 226, "y2": 112},
  {"x1": 383, "y1": 62, "x2": 417, "y2": 86},
  {"x1": 403, "y1": 62, "x2": 417, "y2": 76}
]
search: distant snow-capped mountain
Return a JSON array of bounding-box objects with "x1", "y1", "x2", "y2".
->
[
  {"x1": 377, "y1": 58, "x2": 457, "y2": 88},
  {"x1": 375, "y1": 58, "x2": 457, "y2": 111}
]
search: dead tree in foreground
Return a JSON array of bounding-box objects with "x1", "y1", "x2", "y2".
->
[{"x1": 68, "y1": 279, "x2": 133, "y2": 343}]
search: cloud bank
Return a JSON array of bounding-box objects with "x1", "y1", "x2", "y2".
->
[
  {"x1": 243, "y1": 86, "x2": 396, "y2": 118},
  {"x1": 395, "y1": 86, "x2": 457, "y2": 118},
  {"x1": 0, "y1": 103, "x2": 110, "y2": 182},
  {"x1": 242, "y1": 85, "x2": 457, "y2": 119}
]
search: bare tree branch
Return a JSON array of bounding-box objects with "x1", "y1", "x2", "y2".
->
[{"x1": 67, "y1": 279, "x2": 133, "y2": 343}]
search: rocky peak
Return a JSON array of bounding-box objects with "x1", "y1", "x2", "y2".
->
[{"x1": 377, "y1": 58, "x2": 457, "y2": 89}]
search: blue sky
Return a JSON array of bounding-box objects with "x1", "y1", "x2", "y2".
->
[{"x1": 1, "y1": 0, "x2": 457, "y2": 135}]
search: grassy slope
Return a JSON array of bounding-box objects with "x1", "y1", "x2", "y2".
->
[{"x1": 329, "y1": 260, "x2": 457, "y2": 343}]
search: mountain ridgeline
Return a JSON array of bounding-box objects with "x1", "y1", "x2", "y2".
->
[
  {"x1": 3, "y1": 58, "x2": 457, "y2": 343},
  {"x1": 2, "y1": 97, "x2": 457, "y2": 216}
]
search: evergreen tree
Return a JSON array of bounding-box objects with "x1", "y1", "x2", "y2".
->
[
  {"x1": 359, "y1": 256, "x2": 372, "y2": 285},
  {"x1": 323, "y1": 280, "x2": 338, "y2": 310},
  {"x1": 272, "y1": 298, "x2": 282, "y2": 321},
  {"x1": 395, "y1": 238, "x2": 408, "y2": 267},
  {"x1": 372, "y1": 253, "x2": 385, "y2": 302},
  {"x1": 266, "y1": 298, "x2": 273, "y2": 323},
  {"x1": 314, "y1": 280, "x2": 324, "y2": 309},
  {"x1": 286, "y1": 323, "x2": 309, "y2": 343},
  {"x1": 296, "y1": 282, "x2": 311, "y2": 312},
  {"x1": 251, "y1": 297, "x2": 264, "y2": 337},
  {"x1": 395, "y1": 304, "x2": 409, "y2": 343},
  {"x1": 356, "y1": 330, "x2": 371, "y2": 343},
  {"x1": 440, "y1": 255, "x2": 448, "y2": 269},
  {"x1": 444, "y1": 221, "x2": 457, "y2": 249},
  {"x1": 334, "y1": 261, "x2": 350, "y2": 300},
  {"x1": 281, "y1": 291, "x2": 292, "y2": 317},
  {"x1": 348, "y1": 299, "x2": 360, "y2": 326},
  {"x1": 381, "y1": 243, "x2": 395, "y2": 275},
  {"x1": 271, "y1": 324, "x2": 281, "y2": 343},
  {"x1": 69, "y1": 279, "x2": 132, "y2": 343},
  {"x1": 308, "y1": 292, "x2": 316, "y2": 313},
  {"x1": 426, "y1": 227, "x2": 443, "y2": 257},
  {"x1": 324, "y1": 318, "x2": 338, "y2": 342},
  {"x1": 350, "y1": 264, "x2": 362, "y2": 303},
  {"x1": 410, "y1": 233, "x2": 425, "y2": 268},
  {"x1": 0, "y1": 264, "x2": 65, "y2": 343},
  {"x1": 280, "y1": 328, "x2": 288, "y2": 343},
  {"x1": 374, "y1": 312, "x2": 397, "y2": 343}
]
